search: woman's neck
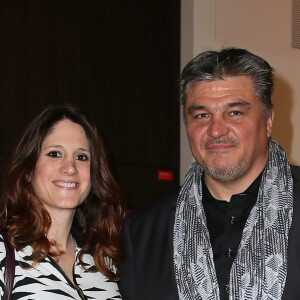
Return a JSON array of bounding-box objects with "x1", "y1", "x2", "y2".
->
[{"x1": 47, "y1": 211, "x2": 75, "y2": 251}]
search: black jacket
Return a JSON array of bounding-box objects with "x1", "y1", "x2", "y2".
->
[{"x1": 119, "y1": 166, "x2": 300, "y2": 300}]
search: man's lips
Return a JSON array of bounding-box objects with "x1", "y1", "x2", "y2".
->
[{"x1": 206, "y1": 143, "x2": 235, "y2": 151}]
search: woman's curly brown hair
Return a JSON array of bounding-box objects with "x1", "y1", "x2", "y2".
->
[{"x1": 0, "y1": 104, "x2": 125, "y2": 280}]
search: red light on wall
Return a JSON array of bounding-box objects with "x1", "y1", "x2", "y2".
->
[{"x1": 158, "y1": 170, "x2": 174, "y2": 181}]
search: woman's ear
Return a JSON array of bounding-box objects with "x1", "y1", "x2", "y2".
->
[{"x1": 25, "y1": 173, "x2": 32, "y2": 182}]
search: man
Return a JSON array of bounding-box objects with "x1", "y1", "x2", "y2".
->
[{"x1": 119, "y1": 48, "x2": 300, "y2": 300}]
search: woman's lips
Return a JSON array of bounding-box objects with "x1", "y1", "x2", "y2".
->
[{"x1": 52, "y1": 181, "x2": 79, "y2": 189}]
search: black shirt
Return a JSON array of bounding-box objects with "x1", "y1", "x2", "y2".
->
[{"x1": 202, "y1": 173, "x2": 262, "y2": 300}]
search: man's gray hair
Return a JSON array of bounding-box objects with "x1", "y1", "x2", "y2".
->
[{"x1": 180, "y1": 47, "x2": 274, "y2": 118}]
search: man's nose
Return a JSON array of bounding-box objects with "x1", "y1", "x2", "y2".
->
[{"x1": 207, "y1": 116, "x2": 230, "y2": 138}]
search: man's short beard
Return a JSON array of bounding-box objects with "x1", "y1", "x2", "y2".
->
[
  {"x1": 202, "y1": 160, "x2": 247, "y2": 183},
  {"x1": 199, "y1": 136, "x2": 247, "y2": 183}
]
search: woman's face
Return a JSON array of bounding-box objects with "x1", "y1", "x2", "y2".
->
[{"x1": 31, "y1": 119, "x2": 92, "y2": 215}]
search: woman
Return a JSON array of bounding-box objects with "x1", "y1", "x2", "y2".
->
[{"x1": 0, "y1": 104, "x2": 125, "y2": 299}]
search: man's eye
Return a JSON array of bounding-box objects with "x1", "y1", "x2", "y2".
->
[
  {"x1": 76, "y1": 154, "x2": 89, "y2": 161},
  {"x1": 230, "y1": 111, "x2": 242, "y2": 116},
  {"x1": 196, "y1": 113, "x2": 208, "y2": 119},
  {"x1": 47, "y1": 151, "x2": 62, "y2": 158}
]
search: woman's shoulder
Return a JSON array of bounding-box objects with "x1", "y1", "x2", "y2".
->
[
  {"x1": 0, "y1": 233, "x2": 7, "y2": 256},
  {"x1": 0, "y1": 234, "x2": 8, "y2": 276}
]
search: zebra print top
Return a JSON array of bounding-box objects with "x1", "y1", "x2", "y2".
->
[{"x1": 0, "y1": 234, "x2": 122, "y2": 299}]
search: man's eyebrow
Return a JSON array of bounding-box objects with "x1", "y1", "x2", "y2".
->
[
  {"x1": 226, "y1": 100, "x2": 251, "y2": 109},
  {"x1": 187, "y1": 105, "x2": 207, "y2": 115},
  {"x1": 187, "y1": 100, "x2": 251, "y2": 114}
]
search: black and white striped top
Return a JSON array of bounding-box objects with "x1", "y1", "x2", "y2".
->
[{"x1": 0, "y1": 234, "x2": 122, "y2": 299}]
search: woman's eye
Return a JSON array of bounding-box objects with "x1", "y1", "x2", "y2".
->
[
  {"x1": 46, "y1": 151, "x2": 62, "y2": 158},
  {"x1": 76, "y1": 154, "x2": 89, "y2": 161}
]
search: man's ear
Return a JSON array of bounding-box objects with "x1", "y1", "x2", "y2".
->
[{"x1": 266, "y1": 109, "x2": 274, "y2": 138}]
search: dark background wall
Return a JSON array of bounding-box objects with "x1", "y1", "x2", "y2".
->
[{"x1": 0, "y1": 1, "x2": 180, "y2": 209}]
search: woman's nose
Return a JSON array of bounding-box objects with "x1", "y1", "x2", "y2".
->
[{"x1": 60, "y1": 160, "x2": 78, "y2": 175}]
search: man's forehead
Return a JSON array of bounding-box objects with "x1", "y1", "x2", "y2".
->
[{"x1": 186, "y1": 76, "x2": 256, "y2": 101}]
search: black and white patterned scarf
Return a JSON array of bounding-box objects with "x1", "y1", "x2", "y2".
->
[{"x1": 173, "y1": 140, "x2": 293, "y2": 300}]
